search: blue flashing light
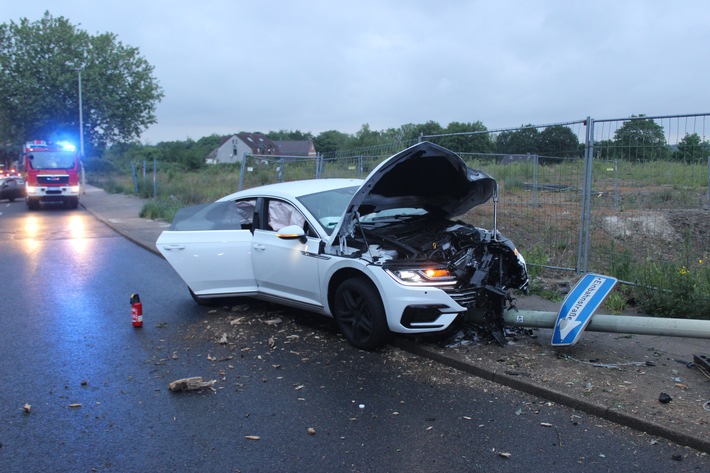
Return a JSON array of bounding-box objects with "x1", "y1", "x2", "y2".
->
[{"x1": 56, "y1": 140, "x2": 76, "y2": 152}]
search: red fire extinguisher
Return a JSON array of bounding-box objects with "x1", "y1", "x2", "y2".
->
[{"x1": 130, "y1": 293, "x2": 143, "y2": 327}]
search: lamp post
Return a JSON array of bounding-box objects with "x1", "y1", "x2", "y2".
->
[{"x1": 75, "y1": 68, "x2": 84, "y2": 158}]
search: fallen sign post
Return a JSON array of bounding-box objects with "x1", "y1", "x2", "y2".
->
[
  {"x1": 551, "y1": 274, "x2": 617, "y2": 346},
  {"x1": 496, "y1": 310, "x2": 710, "y2": 341}
]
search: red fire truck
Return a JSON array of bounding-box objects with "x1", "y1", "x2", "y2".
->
[{"x1": 22, "y1": 140, "x2": 83, "y2": 210}]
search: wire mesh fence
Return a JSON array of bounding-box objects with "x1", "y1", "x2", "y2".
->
[{"x1": 424, "y1": 115, "x2": 709, "y2": 281}]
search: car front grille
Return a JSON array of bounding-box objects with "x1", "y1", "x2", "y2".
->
[
  {"x1": 444, "y1": 286, "x2": 480, "y2": 308},
  {"x1": 38, "y1": 175, "x2": 69, "y2": 185}
]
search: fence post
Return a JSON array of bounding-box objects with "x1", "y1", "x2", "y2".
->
[
  {"x1": 577, "y1": 117, "x2": 594, "y2": 273},
  {"x1": 238, "y1": 152, "x2": 247, "y2": 192},
  {"x1": 532, "y1": 154, "x2": 539, "y2": 207},
  {"x1": 278, "y1": 158, "x2": 284, "y2": 182},
  {"x1": 613, "y1": 159, "x2": 619, "y2": 210},
  {"x1": 707, "y1": 156, "x2": 710, "y2": 209},
  {"x1": 153, "y1": 158, "x2": 157, "y2": 198},
  {"x1": 131, "y1": 162, "x2": 138, "y2": 194},
  {"x1": 358, "y1": 155, "x2": 363, "y2": 178}
]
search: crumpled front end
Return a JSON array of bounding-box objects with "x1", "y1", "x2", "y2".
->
[{"x1": 363, "y1": 217, "x2": 528, "y2": 343}]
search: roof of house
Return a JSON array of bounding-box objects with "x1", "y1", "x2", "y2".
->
[
  {"x1": 274, "y1": 140, "x2": 316, "y2": 156},
  {"x1": 237, "y1": 132, "x2": 278, "y2": 155}
]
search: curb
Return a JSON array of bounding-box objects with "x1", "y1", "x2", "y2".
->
[{"x1": 80, "y1": 201, "x2": 164, "y2": 258}]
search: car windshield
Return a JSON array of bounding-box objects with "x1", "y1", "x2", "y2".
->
[
  {"x1": 360, "y1": 207, "x2": 428, "y2": 224},
  {"x1": 27, "y1": 151, "x2": 76, "y2": 170},
  {"x1": 298, "y1": 186, "x2": 359, "y2": 234}
]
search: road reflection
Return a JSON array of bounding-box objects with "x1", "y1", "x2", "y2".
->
[{"x1": 18, "y1": 210, "x2": 99, "y2": 284}]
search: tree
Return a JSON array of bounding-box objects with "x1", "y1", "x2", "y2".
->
[
  {"x1": 537, "y1": 125, "x2": 580, "y2": 158},
  {"x1": 353, "y1": 123, "x2": 383, "y2": 148},
  {"x1": 612, "y1": 115, "x2": 670, "y2": 161},
  {"x1": 314, "y1": 130, "x2": 352, "y2": 155},
  {"x1": 0, "y1": 12, "x2": 163, "y2": 155},
  {"x1": 437, "y1": 121, "x2": 493, "y2": 154},
  {"x1": 266, "y1": 129, "x2": 314, "y2": 141},
  {"x1": 401, "y1": 120, "x2": 444, "y2": 142},
  {"x1": 674, "y1": 132, "x2": 710, "y2": 163},
  {"x1": 495, "y1": 125, "x2": 540, "y2": 155}
]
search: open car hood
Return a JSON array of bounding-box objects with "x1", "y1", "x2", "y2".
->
[{"x1": 327, "y1": 141, "x2": 497, "y2": 248}]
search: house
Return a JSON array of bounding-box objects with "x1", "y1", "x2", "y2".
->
[
  {"x1": 207, "y1": 133, "x2": 316, "y2": 164},
  {"x1": 274, "y1": 140, "x2": 317, "y2": 157}
]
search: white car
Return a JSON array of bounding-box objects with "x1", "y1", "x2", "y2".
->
[{"x1": 157, "y1": 142, "x2": 528, "y2": 349}]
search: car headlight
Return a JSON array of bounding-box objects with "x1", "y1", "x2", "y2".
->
[
  {"x1": 26, "y1": 186, "x2": 37, "y2": 194},
  {"x1": 385, "y1": 267, "x2": 456, "y2": 286},
  {"x1": 70, "y1": 185, "x2": 80, "y2": 193}
]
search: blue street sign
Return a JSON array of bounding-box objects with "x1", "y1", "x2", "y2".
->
[{"x1": 552, "y1": 274, "x2": 618, "y2": 346}]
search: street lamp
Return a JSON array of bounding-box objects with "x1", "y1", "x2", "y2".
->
[{"x1": 75, "y1": 68, "x2": 85, "y2": 158}]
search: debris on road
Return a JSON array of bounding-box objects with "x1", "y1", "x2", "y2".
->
[
  {"x1": 169, "y1": 376, "x2": 217, "y2": 392},
  {"x1": 658, "y1": 392, "x2": 672, "y2": 404}
]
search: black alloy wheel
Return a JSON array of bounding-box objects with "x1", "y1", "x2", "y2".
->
[{"x1": 333, "y1": 277, "x2": 389, "y2": 350}]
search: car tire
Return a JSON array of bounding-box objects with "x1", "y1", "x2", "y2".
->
[
  {"x1": 333, "y1": 277, "x2": 389, "y2": 350},
  {"x1": 27, "y1": 198, "x2": 39, "y2": 210}
]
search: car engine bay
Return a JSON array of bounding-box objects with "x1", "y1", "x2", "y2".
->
[{"x1": 349, "y1": 215, "x2": 529, "y2": 344}]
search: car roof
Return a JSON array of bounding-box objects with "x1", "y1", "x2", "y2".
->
[{"x1": 218, "y1": 178, "x2": 364, "y2": 202}]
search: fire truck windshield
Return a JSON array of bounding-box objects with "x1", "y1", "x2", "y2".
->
[{"x1": 27, "y1": 151, "x2": 76, "y2": 170}]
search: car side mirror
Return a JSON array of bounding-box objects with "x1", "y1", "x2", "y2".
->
[{"x1": 276, "y1": 225, "x2": 306, "y2": 242}]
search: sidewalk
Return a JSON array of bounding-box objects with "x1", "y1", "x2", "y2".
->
[{"x1": 79, "y1": 185, "x2": 710, "y2": 454}]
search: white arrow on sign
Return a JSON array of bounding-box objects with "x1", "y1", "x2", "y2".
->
[{"x1": 552, "y1": 274, "x2": 617, "y2": 346}]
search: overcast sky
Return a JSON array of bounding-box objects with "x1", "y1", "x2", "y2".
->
[{"x1": 5, "y1": 1, "x2": 710, "y2": 144}]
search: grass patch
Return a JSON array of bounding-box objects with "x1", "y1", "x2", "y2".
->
[
  {"x1": 139, "y1": 199, "x2": 184, "y2": 222},
  {"x1": 631, "y1": 258, "x2": 710, "y2": 319}
]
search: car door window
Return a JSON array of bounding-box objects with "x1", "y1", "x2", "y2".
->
[
  {"x1": 267, "y1": 199, "x2": 306, "y2": 232},
  {"x1": 170, "y1": 199, "x2": 256, "y2": 231}
]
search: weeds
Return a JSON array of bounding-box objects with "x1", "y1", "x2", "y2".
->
[{"x1": 631, "y1": 257, "x2": 709, "y2": 319}]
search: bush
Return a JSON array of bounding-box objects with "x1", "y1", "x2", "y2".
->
[
  {"x1": 631, "y1": 258, "x2": 709, "y2": 319},
  {"x1": 139, "y1": 199, "x2": 184, "y2": 222}
]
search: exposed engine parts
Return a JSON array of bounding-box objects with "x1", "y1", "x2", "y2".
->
[{"x1": 353, "y1": 215, "x2": 529, "y2": 345}]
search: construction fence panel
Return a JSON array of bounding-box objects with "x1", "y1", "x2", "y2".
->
[
  {"x1": 421, "y1": 114, "x2": 710, "y2": 281},
  {"x1": 584, "y1": 114, "x2": 710, "y2": 278},
  {"x1": 237, "y1": 154, "x2": 321, "y2": 190},
  {"x1": 423, "y1": 123, "x2": 588, "y2": 274}
]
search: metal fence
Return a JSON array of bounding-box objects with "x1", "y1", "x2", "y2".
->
[{"x1": 236, "y1": 113, "x2": 710, "y2": 280}]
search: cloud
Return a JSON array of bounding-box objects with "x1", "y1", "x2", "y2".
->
[{"x1": 5, "y1": 1, "x2": 710, "y2": 143}]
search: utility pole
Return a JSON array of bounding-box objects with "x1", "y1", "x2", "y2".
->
[{"x1": 75, "y1": 68, "x2": 84, "y2": 159}]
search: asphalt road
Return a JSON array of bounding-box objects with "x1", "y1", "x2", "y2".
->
[{"x1": 0, "y1": 201, "x2": 707, "y2": 472}]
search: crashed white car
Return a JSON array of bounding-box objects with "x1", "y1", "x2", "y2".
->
[{"x1": 157, "y1": 142, "x2": 528, "y2": 349}]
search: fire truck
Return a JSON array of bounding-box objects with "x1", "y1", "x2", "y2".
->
[{"x1": 22, "y1": 140, "x2": 83, "y2": 210}]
